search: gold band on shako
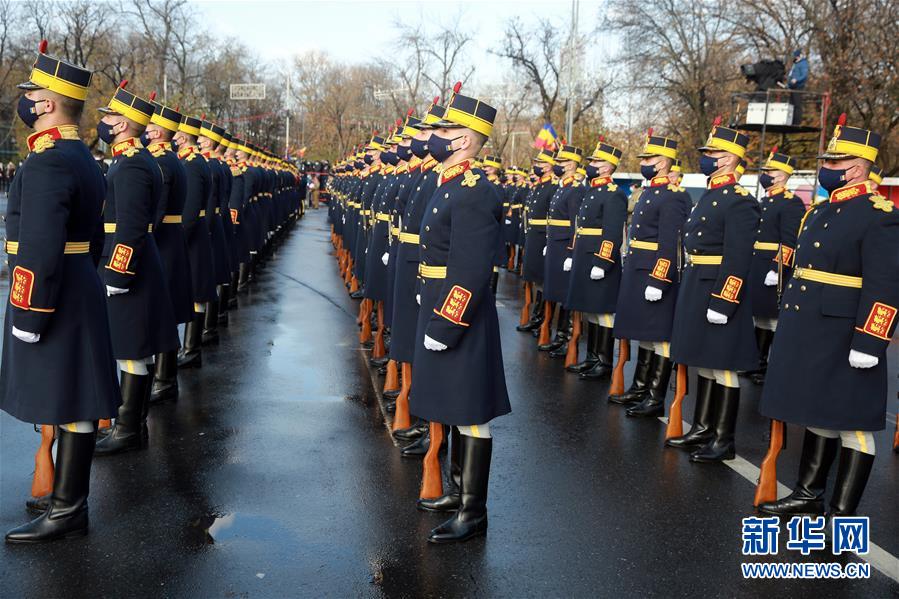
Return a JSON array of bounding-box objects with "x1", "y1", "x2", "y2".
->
[
  {"x1": 761, "y1": 146, "x2": 796, "y2": 175},
  {"x1": 590, "y1": 139, "x2": 622, "y2": 166},
  {"x1": 220, "y1": 131, "x2": 233, "y2": 148},
  {"x1": 200, "y1": 120, "x2": 223, "y2": 143},
  {"x1": 483, "y1": 155, "x2": 502, "y2": 168},
  {"x1": 367, "y1": 135, "x2": 386, "y2": 152},
  {"x1": 430, "y1": 83, "x2": 497, "y2": 138},
  {"x1": 21, "y1": 44, "x2": 93, "y2": 101},
  {"x1": 150, "y1": 102, "x2": 183, "y2": 132},
  {"x1": 819, "y1": 114, "x2": 881, "y2": 163},
  {"x1": 638, "y1": 133, "x2": 678, "y2": 160},
  {"x1": 698, "y1": 119, "x2": 749, "y2": 159},
  {"x1": 555, "y1": 144, "x2": 583, "y2": 164},
  {"x1": 402, "y1": 115, "x2": 422, "y2": 138},
  {"x1": 420, "y1": 96, "x2": 448, "y2": 127},
  {"x1": 869, "y1": 164, "x2": 883, "y2": 185},
  {"x1": 103, "y1": 84, "x2": 154, "y2": 126},
  {"x1": 533, "y1": 151, "x2": 556, "y2": 165},
  {"x1": 671, "y1": 159, "x2": 683, "y2": 173},
  {"x1": 179, "y1": 115, "x2": 201, "y2": 136}
]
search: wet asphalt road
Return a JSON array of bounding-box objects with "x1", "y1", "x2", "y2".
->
[{"x1": 0, "y1": 208, "x2": 896, "y2": 598}]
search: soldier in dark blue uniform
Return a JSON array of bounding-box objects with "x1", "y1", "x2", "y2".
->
[
  {"x1": 227, "y1": 138, "x2": 254, "y2": 290},
  {"x1": 612, "y1": 133, "x2": 691, "y2": 416},
  {"x1": 143, "y1": 100, "x2": 193, "y2": 403},
  {"x1": 564, "y1": 139, "x2": 628, "y2": 379},
  {"x1": 540, "y1": 145, "x2": 584, "y2": 355},
  {"x1": 668, "y1": 120, "x2": 759, "y2": 462},
  {"x1": 352, "y1": 136, "x2": 386, "y2": 305},
  {"x1": 745, "y1": 148, "x2": 805, "y2": 385},
  {"x1": 410, "y1": 85, "x2": 510, "y2": 543},
  {"x1": 220, "y1": 131, "x2": 241, "y2": 307},
  {"x1": 2, "y1": 41, "x2": 120, "y2": 543},
  {"x1": 758, "y1": 118, "x2": 898, "y2": 517},
  {"x1": 94, "y1": 82, "x2": 180, "y2": 455},
  {"x1": 517, "y1": 151, "x2": 556, "y2": 332},
  {"x1": 173, "y1": 115, "x2": 217, "y2": 368}
]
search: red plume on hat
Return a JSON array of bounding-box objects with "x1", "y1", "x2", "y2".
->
[
  {"x1": 38, "y1": 39, "x2": 48, "y2": 54},
  {"x1": 646, "y1": 127, "x2": 653, "y2": 139},
  {"x1": 712, "y1": 115, "x2": 722, "y2": 127},
  {"x1": 432, "y1": 96, "x2": 440, "y2": 106},
  {"x1": 149, "y1": 91, "x2": 157, "y2": 101},
  {"x1": 119, "y1": 79, "x2": 128, "y2": 89},
  {"x1": 836, "y1": 112, "x2": 846, "y2": 126},
  {"x1": 407, "y1": 108, "x2": 414, "y2": 117}
]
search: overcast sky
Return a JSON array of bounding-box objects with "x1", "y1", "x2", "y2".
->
[{"x1": 191, "y1": 0, "x2": 610, "y2": 86}]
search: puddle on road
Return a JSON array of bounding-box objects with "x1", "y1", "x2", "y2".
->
[{"x1": 187, "y1": 512, "x2": 292, "y2": 547}]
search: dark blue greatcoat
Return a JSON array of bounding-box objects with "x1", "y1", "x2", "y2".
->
[
  {"x1": 0, "y1": 128, "x2": 120, "y2": 424},
  {"x1": 205, "y1": 155, "x2": 231, "y2": 285},
  {"x1": 614, "y1": 177, "x2": 691, "y2": 341},
  {"x1": 670, "y1": 174, "x2": 760, "y2": 371},
  {"x1": 180, "y1": 146, "x2": 217, "y2": 303},
  {"x1": 386, "y1": 164, "x2": 416, "y2": 327},
  {"x1": 760, "y1": 183, "x2": 899, "y2": 431},
  {"x1": 410, "y1": 161, "x2": 511, "y2": 425},
  {"x1": 363, "y1": 170, "x2": 399, "y2": 302},
  {"x1": 389, "y1": 161, "x2": 439, "y2": 364},
  {"x1": 521, "y1": 177, "x2": 555, "y2": 284},
  {"x1": 565, "y1": 178, "x2": 627, "y2": 314},
  {"x1": 749, "y1": 187, "x2": 806, "y2": 319},
  {"x1": 149, "y1": 142, "x2": 193, "y2": 324},
  {"x1": 543, "y1": 177, "x2": 583, "y2": 303},
  {"x1": 227, "y1": 161, "x2": 251, "y2": 266},
  {"x1": 101, "y1": 139, "x2": 180, "y2": 359},
  {"x1": 352, "y1": 167, "x2": 383, "y2": 284}
]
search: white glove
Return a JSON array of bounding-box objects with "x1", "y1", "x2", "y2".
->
[
  {"x1": 848, "y1": 349, "x2": 878, "y2": 369},
  {"x1": 381, "y1": 252, "x2": 389, "y2": 266},
  {"x1": 764, "y1": 270, "x2": 778, "y2": 287},
  {"x1": 706, "y1": 309, "x2": 728, "y2": 324},
  {"x1": 416, "y1": 294, "x2": 421, "y2": 305},
  {"x1": 505, "y1": 219, "x2": 511, "y2": 225},
  {"x1": 12, "y1": 326, "x2": 39, "y2": 343},
  {"x1": 590, "y1": 266, "x2": 604, "y2": 280},
  {"x1": 542, "y1": 246, "x2": 547, "y2": 256},
  {"x1": 106, "y1": 285, "x2": 129, "y2": 296},
  {"x1": 645, "y1": 286, "x2": 663, "y2": 301},
  {"x1": 424, "y1": 334, "x2": 447, "y2": 351},
  {"x1": 563, "y1": 257, "x2": 572, "y2": 271}
]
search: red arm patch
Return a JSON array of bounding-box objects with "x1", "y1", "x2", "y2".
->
[
  {"x1": 435, "y1": 285, "x2": 472, "y2": 326},
  {"x1": 649, "y1": 258, "x2": 671, "y2": 282},
  {"x1": 230, "y1": 209, "x2": 239, "y2": 225},
  {"x1": 10, "y1": 266, "x2": 34, "y2": 310},
  {"x1": 773, "y1": 246, "x2": 794, "y2": 266},
  {"x1": 107, "y1": 244, "x2": 134, "y2": 274},
  {"x1": 596, "y1": 240, "x2": 615, "y2": 262},
  {"x1": 713, "y1": 276, "x2": 743, "y2": 303},
  {"x1": 856, "y1": 302, "x2": 896, "y2": 340}
]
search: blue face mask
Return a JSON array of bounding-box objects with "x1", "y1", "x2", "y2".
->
[
  {"x1": 139, "y1": 131, "x2": 151, "y2": 147},
  {"x1": 410, "y1": 137, "x2": 429, "y2": 159},
  {"x1": 364, "y1": 154, "x2": 374, "y2": 165},
  {"x1": 429, "y1": 133, "x2": 460, "y2": 163},
  {"x1": 17, "y1": 95, "x2": 44, "y2": 128},
  {"x1": 396, "y1": 145, "x2": 412, "y2": 161},
  {"x1": 699, "y1": 154, "x2": 719, "y2": 176},
  {"x1": 97, "y1": 121, "x2": 117, "y2": 145},
  {"x1": 170, "y1": 138, "x2": 179, "y2": 153},
  {"x1": 818, "y1": 166, "x2": 847, "y2": 194},
  {"x1": 640, "y1": 164, "x2": 658, "y2": 180},
  {"x1": 585, "y1": 164, "x2": 601, "y2": 180},
  {"x1": 533, "y1": 165, "x2": 544, "y2": 177},
  {"x1": 552, "y1": 164, "x2": 565, "y2": 177},
  {"x1": 759, "y1": 173, "x2": 776, "y2": 189}
]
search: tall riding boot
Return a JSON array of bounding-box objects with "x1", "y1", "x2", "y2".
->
[
  {"x1": 401, "y1": 428, "x2": 430, "y2": 458},
  {"x1": 666, "y1": 375, "x2": 716, "y2": 448},
  {"x1": 6, "y1": 428, "x2": 96, "y2": 543},
  {"x1": 690, "y1": 384, "x2": 740, "y2": 462},
  {"x1": 393, "y1": 419, "x2": 428, "y2": 442},
  {"x1": 140, "y1": 362, "x2": 154, "y2": 447},
  {"x1": 177, "y1": 311, "x2": 203, "y2": 368},
  {"x1": 627, "y1": 353, "x2": 673, "y2": 417},
  {"x1": 490, "y1": 270, "x2": 499, "y2": 295},
  {"x1": 94, "y1": 371, "x2": 148, "y2": 455},
  {"x1": 758, "y1": 430, "x2": 839, "y2": 516},
  {"x1": 150, "y1": 351, "x2": 178, "y2": 403},
  {"x1": 217, "y1": 285, "x2": 230, "y2": 326},
  {"x1": 749, "y1": 327, "x2": 774, "y2": 385},
  {"x1": 549, "y1": 309, "x2": 574, "y2": 358},
  {"x1": 228, "y1": 272, "x2": 239, "y2": 308},
  {"x1": 828, "y1": 448, "x2": 875, "y2": 516},
  {"x1": 202, "y1": 300, "x2": 220, "y2": 345},
  {"x1": 609, "y1": 346, "x2": 654, "y2": 403},
  {"x1": 428, "y1": 435, "x2": 491, "y2": 543},
  {"x1": 579, "y1": 325, "x2": 614, "y2": 379},
  {"x1": 542, "y1": 308, "x2": 570, "y2": 353},
  {"x1": 418, "y1": 427, "x2": 463, "y2": 512},
  {"x1": 516, "y1": 289, "x2": 544, "y2": 332},
  {"x1": 237, "y1": 262, "x2": 251, "y2": 291},
  {"x1": 567, "y1": 322, "x2": 599, "y2": 372}
]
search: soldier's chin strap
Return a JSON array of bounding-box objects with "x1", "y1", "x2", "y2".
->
[
  {"x1": 458, "y1": 423, "x2": 491, "y2": 439},
  {"x1": 808, "y1": 427, "x2": 875, "y2": 455}
]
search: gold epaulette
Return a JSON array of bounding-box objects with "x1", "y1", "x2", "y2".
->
[
  {"x1": 870, "y1": 194, "x2": 894, "y2": 213},
  {"x1": 784, "y1": 190, "x2": 795, "y2": 199},
  {"x1": 667, "y1": 184, "x2": 685, "y2": 193},
  {"x1": 734, "y1": 185, "x2": 750, "y2": 197}
]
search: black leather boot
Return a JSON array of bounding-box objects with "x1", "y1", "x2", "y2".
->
[
  {"x1": 150, "y1": 351, "x2": 179, "y2": 404},
  {"x1": 666, "y1": 375, "x2": 716, "y2": 449},
  {"x1": 237, "y1": 262, "x2": 251, "y2": 291},
  {"x1": 579, "y1": 325, "x2": 614, "y2": 379},
  {"x1": 549, "y1": 309, "x2": 573, "y2": 358},
  {"x1": 828, "y1": 448, "x2": 875, "y2": 516},
  {"x1": 691, "y1": 384, "x2": 740, "y2": 462},
  {"x1": 7, "y1": 429, "x2": 95, "y2": 543},
  {"x1": 141, "y1": 362, "x2": 154, "y2": 447},
  {"x1": 490, "y1": 270, "x2": 499, "y2": 295},
  {"x1": 202, "y1": 300, "x2": 220, "y2": 345},
  {"x1": 95, "y1": 372, "x2": 148, "y2": 456},
  {"x1": 177, "y1": 312, "x2": 203, "y2": 368},
  {"x1": 428, "y1": 435, "x2": 491, "y2": 543},
  {"x1": 393, "y1": 420, "x2": 428, "y2": 442},
  {"x1": 383, "y1": 388, "x2": 401, "y2": 400},
  {"x1": 401, "y1": 429, "x2": 430, "y2": 458},
  {"x1": 608, "y1": 346, "x2": 654, "y2": 404},
  {"x1": 417, "y1": 427, "x2": 462, "y2": 512},
  {"x1": 541, "y1": 308, "x2": 570, "y2": 353},
  {"x1": 217, "y1": 285, "x2": 230, "y2": 326},
  {"x1": 749, "y1": 327, "x2": 774, "y2": 385},
  {"x1": 228, "y1": 272, "x2": 239, "y2": 308},
  {"x1": 566, "y1": 322, "x2": 599, "y2": 373},
  {"x1": 516, "y1": 290, "x2": 544, "y2": 332},
  {"x1": 370, "y1": 355, "x2": 389, "y2": 368},
  {"x1": 627, "y1": 354, "x2": 672, "y2": 417},
  {"x1": 758, "y1": 430, "x2": 839, "y2": 516}
]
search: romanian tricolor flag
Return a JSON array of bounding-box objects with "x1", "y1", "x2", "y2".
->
[{"x1": 533, "y1": 123, "x2": 559, "y2": 151}]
